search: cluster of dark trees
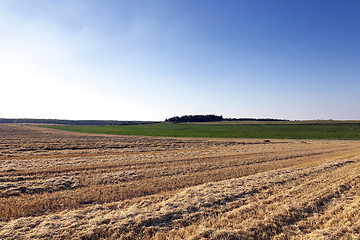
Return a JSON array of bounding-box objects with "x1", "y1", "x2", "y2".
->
[
  {"x1": 165, "y1": 115, "x2": 224, "y2": 123},
  {"x1": 165, "y1": 115, "x2": 288, "y2": 123},
  {"x1": 0, "y1": 118, "x2": 157, "y2": 126}
]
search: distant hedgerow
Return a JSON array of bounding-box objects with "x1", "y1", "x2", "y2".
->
[{"x1": 165, "y1": 114, "x2": 223, "y2": 123}]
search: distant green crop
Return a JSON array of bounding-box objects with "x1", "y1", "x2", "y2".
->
[{"x1": 41, "y1": 122, "x2": 360, "y2": 140}]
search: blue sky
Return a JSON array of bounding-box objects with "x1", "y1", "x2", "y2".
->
[{"x1": 1, "y1": 0, "x2": 359, "y2": 120}]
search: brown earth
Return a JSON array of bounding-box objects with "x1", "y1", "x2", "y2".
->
[{"x1": 0, "y1": 124, "x2": 359, "y2": 239}]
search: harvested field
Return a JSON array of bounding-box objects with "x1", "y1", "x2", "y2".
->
[{"x1": 0, "y1": 124, "x2": 360, "y2": 239}]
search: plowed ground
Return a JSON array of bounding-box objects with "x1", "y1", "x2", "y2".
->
[{"x1": 0, "y1": 125, "x2": 359, "y2": 239}]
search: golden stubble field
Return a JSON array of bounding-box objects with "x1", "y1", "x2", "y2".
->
[{"x1": 0, "y1": 124, "x2": 359, "y2": 239}]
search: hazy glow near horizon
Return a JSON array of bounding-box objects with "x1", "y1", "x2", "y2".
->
[{"x1": 1, "y1": 0, "x2": 359, "y2": 121}]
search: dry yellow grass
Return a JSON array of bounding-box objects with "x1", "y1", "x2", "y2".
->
[{"x1": 0, "y1": 125, "x2": 359, "y2": 239}]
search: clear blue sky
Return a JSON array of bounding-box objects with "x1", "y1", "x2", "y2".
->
[{"x1": 1, "y1": 0, "x2": 359, "y2": 120}]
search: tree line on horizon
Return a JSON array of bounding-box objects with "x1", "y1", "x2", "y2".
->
[
  {"x1": 165, "y1": 115, "x2": 288, "y2": 123},
  {"x1": 165, "y1": 114, "x2": 224, "y2": 123},
  {"x1": 0, "y1": 118, "x2": 156, "y2": 126}
]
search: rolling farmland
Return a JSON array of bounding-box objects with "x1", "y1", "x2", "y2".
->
[
  {"x1": 0, "y1": 124, "x2": 360, "y2": 239},
  {"x1": 44, "y1": 121, "x2": 360, "y2": 140}
]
